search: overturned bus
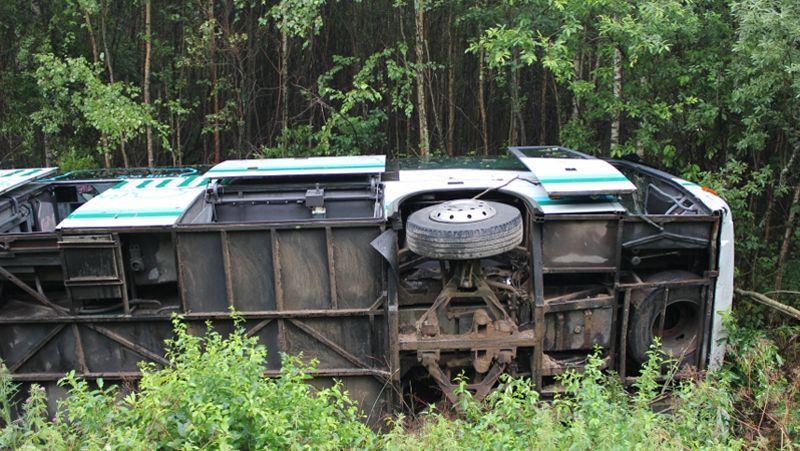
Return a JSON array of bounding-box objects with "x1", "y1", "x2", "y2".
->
[{"x1": 0, "y1": 146, "x2": 733, "y2": 418}]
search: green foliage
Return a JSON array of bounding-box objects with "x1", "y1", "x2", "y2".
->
[
  {"x1": 31, "y1": 53, "x2": 170, "y2": 160},
  {"x1": 268, "y1": 0, "x2": 327, "y2": 44},
  {"x1": 721, "y1": 316, "x2": 800, "y2": 447},
  {"x1": 1, "y1": 317, "x2": 374, "y2": 449},
  {"x1": 383, "y1": 345, "x2": 744, "y2": 450},
  {"x1": 263, "y1": 45, "x2": 415, "y2": 157},
  {"x1": 3, "y1": 315, "x2": 800, "y2": 448}
]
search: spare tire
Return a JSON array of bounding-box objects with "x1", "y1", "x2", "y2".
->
[
  {"x1": 628, "y1": 270, "x2": 702, "y2": 366},
  {"x1": 405, "y1": 199, "x2": 523, "y2": 260}
]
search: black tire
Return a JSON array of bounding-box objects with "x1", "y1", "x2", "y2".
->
[
  {"x1": 405, "y1": 200, "x2": 523, "y2": 260},
  {"x1": 628, "y1": 270, "x2": 702, "y2": 366}
]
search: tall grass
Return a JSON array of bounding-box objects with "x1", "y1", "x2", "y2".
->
[{"x1": 0, "y1": 315, "x2": 796, "y2": 449}]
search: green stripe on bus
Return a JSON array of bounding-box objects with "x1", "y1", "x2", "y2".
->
[
  {"x1": 20, "y1": 169, "x2": 42, "y2": 176},
  {"x1": 68, "y1": 211, "x2": 183, "y2": 219},
  {"x1": 137, "y1": 180, "x2": 154, "y2": 188},
  {"x1": 177, "y1": 175, "x2": 198, "y2": 187},
  {"x1": 1, "y1": 169, "x2": 24, "y2": 177},
  {"x1": 112, "y1": 181, "x2": 128, "y2": 189},
  {"x1": 156, "y1": 179, "x2": 172, "y2": 188}
]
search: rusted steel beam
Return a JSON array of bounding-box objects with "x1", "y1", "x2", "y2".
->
[
  {"x1": 0, "y1": 264, "x2": 66, "y2": 314},
  {"x1": 543, "y1": 266, "x2": 618, "y2": 274},
  {"x1": 72, "y1": 324, "x2": 89, "y2": 374},
  {"x1": 544, "y1": 296, "x2": 614, "y2": 313},
  {"x1": 9, "y1": 324, "x2": 66, "y2": 372},
  {"x1": 619, "y1": 289, "x2": 632, "y2": 380},
  {"x1": 84, "y1": 324, "x2": 170, "y2": 367},
  {"x1": 10, "y1": 367, "x2": 392, "y2": 382},
  {"x1": 183, "y1": 308, "x2": 385, "y2": 319},
  {"x1": 0, "y1": 308, "x2": 385, "y2": 324},
  {"x1": 174, "y1": 218, "x2": 384, "y2": 233},
  {"x1": 531, "y1": 219, "x2": 545, "y2": 390},
  {"x1": 220, "y1": 230, "x2": 235, "y2": 308},
  {"x1": 112, "y1": 234, "x2": 131, "y2": 314},
  {"x1": 244, "y1": 319, "x2": 273, "y2": 337},
  {"x1": 325, "y1": 227, "x2": 338, "y2": 309},
  {"x1": 288, "y1": 319, "x2": 373, "y2": 371},
  {"x1": 615, "y1": 278, "x2": 713, "y2": 290},
  {"x1": 175, "y1": 233, "x2": 190, "y2": 313},
  {"x1": 399, "y1": 330, "x2": 535, "y2": 351},
  {"x1": 698, "y1": 285, "x2": 712, "y2": 370}
]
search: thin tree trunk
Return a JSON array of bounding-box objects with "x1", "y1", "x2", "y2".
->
[
  {"x1": 414, "y1": 0, "x2": 430, "y2": 157},
  {"x1": 478, "y1": 44, "x2": 488, "y2": 155},
  {"x1": 280, "y1": 28, "x2": 289, "y2": 132},
  {"x1": 207, "y1": 0, "x2": 220, "y2": 163},
  {"x1": 81, "y1": 7, "x2": 112, "y2": 167},
  {"x1": 571, "y1": 51, "x2": 581, "y2": 122},
  {"x1": 144, "y1": 0, "x2": 153, "y2": 167},
  {"x1": 43, "y1": 133, "x2": 51, "y2": 167},
  {"x1": 99, "y1": 6, "x2": 128, "y2": 167},
  {"x1": 774, "y1": 178, "x2": 800, "y2": 294},
  {"x1": 762, "y1": 135, "x2": 793, "y2": 243},
  {"x1": 508, "y1": 65, "x2": 524, "y2": 146},
  {"x1": 610, "y1": 47, "x2": 622, "y2": 148},
  {"x1": 80, "y1": 7, "x2": 99, "y2": 64},
  {"x1": 424, "y1": 28, "x2": 443, "y2": 153},
  {"x1": 446, "y1": 8, "x2": 455, "y2": 157},
  {"x1": 539, "y1": 68, "x2": 547, "y2": 145},
  {"x1": 100, "y1": 6, "x2": 115, "y2": 82},
  {"x1": 176, "y1": 116, "x2": 182, "y2": 166},
  {"x1": 550, "y1": 70, "x2": 561, "y2": 141}
]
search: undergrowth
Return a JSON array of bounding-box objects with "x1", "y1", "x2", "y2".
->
[{"x1": 0, "y1": 315, "x2": 797, "y2": 450}]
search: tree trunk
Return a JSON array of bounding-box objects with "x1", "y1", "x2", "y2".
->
[
  {"x1": 414, "y1": 0, "x2": 430, "y2": 158},
  {"x1": 144, "y1": 0, "x2": 153, "y2": 167},
  {"x1": 446, "y1": 8, "x2": 455, "y2": 157},
  {"x1": 539, "y1": 67, "x2": 547, "y2": 145},
  {"x1": 478, "y1": 43, "x2": 488, "y2": 155},
  {"x1": 571, "y1": 51, "x2": 581, "y2": 122},
  {"x1": 762, "y1": 135, "x2": 793, "y2": 243},
  {"x1": 80, "y1": 7, "x2": 99, "y2": 64},
  {"x1": 610, "y1": 47, "x2": 622, "y2": 148},
  {"x1": 774, "y1": 177, "x2": 800, "y2": 294},
  {"x1": 99, "y1": 6, "x2": 128, "y2": 167},
  {"x1": 42, "y1": 132, "x2": 51, "y2": 167},
  {"x1": 100, "y1": 5, "x2": 115, "y2": 82},
  {"x1": 207, "y1": 0, "x2": 220, "y2": 164},
  {"x1": 508, "y1": 65, "x2": 524, "y2": 146},
  {"x1": 280, "y1": 27, "x2": 289, "y2": 133}
]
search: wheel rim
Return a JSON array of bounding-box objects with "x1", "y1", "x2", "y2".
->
[
  {"x1": 651, "y1": 299, "x2": 700, "y2": 358},
  {"x1": 429, "y1": 199, "x2": 496, "y2": 223}
]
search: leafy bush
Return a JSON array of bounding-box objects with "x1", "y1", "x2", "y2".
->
[
  {"x1": 1, "y1": 316, "x2": 374, "y2": 450},
  {"x1": 2, "y1": 316, "x2": 797, "y2": 449},
  {"x1": 382, "y1": 348, "x2": 743, "y2": 450}
]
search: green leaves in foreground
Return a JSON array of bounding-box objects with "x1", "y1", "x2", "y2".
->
[
  {"x1": 383, "y1": 347, "x2": 743, "y2": 451},
  {"x1": 0, "y1": 318, "x2": 772, "y2": 450},
  {"x1": 2, "y1": 316, "x2": 374, "y2": 450}
]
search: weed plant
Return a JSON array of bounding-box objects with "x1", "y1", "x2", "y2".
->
[{"x1": 0, "y1": 315, "x2": 796, "y2": 449}]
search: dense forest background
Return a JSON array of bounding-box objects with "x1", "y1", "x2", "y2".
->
[{"x1": 0, "y1": 0, "x2": 799, "y2": 295}]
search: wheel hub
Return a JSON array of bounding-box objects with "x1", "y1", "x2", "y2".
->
[{"x1": 429, "y1": 199, "x2": 496, "y2": 223}]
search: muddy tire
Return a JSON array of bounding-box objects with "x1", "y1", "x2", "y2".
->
[
  {"x1": 406, "y1": 199, "x2": 523, "y2": 260},
  {"x1": 628, "y1": 270, "x2": 702, "y2": 366}
]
